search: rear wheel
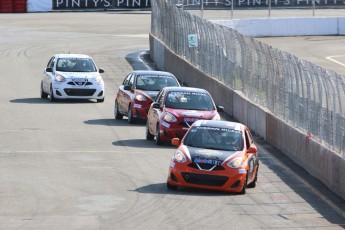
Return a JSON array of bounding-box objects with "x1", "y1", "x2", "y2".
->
[
  {"x1": 49, "y1": 84, "x2": 56, "y2": 102},
  {"x1": 40, "y1": 82, "x2": 48, "y2": 99},
  {"x1": 114, "y1": 100, "x2": 123, "y2": 120},
  {"x1": 146, "y1": 121, "x2": 154, "y2": 140},
  {"x1": 167, "y1": 181, "x2": 178, "y2": 190},
  {"x1": 155, "y1": 124, "x2": 163, "y2": 145},
  {"x1": 127, "y1": 104, "x2": 136, "y2": 124}
]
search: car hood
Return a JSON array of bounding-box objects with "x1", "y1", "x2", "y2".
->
[
  {"x1": 165, "y1": 108, "x2": 217, "y2": 119},
  {"x1": 184, "y1": 146, "x2": 240, "y2": 162},
  {"x1": 56, "y1": 71, "x2": 99, "y2": 79},
  {"x1": 135, "y1": 90, "x2": 158, "y2": 100}
]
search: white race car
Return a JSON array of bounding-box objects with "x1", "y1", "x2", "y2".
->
[{"x1": 40, "y1": 54, "x2": 105, "y2": 102}]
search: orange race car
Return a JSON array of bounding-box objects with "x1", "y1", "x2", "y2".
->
[{"x1": 167, "y1": 120, "x2": 259, "y2": 194}]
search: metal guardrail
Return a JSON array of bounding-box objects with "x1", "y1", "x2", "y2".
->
[{"x1": 151, "y1": 0, "x2": 345, "y2": 158}]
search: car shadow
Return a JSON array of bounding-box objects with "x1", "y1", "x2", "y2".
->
[
  {"x1": 84, "y1": 118, "x2": 146, "y2": 127},
  {"x1": 130, "y1": 183, "x2": 242, "y2": 196},
  {"x1": 112, "y1": 139, "x2": 176, "y2": 149},
  {"x1": 10, "y1": 98, "x2": 97, "y2": 104}
]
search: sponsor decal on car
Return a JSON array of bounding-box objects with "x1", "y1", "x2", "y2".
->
[
  {"x1": 194, "y1": 158, "x2": 222, "y2": 165},
  {"x1": 183, "y1": 117, "x2": 199, "y2": 123},
  {"x1": 182, "y1": 110, "x2": 204, "y2": 117},
  {"x1": 238, "y1": 168, "x2": 246, "y2": 174},
  {"x1": 195, "y1": 149, "x2": 223, "y2": 158},
  {"x1": 162, "y1": 121, "x2": 170, "y2": 128},
  {"x1": 133, "y1": 104, "x2": 142, "y2": 109}
]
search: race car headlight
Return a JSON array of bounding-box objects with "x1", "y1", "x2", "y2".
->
[
  {"x1": 227, "y1": 157, "x2": 243, "y2": 168},
  {"x1": 135, "y1": 94, "x2": 147, "y2": 102},
  {"x1": 163, "y1": 112, "x2": 177, "y2": 122},
  {"x1": 95, "y1": 75, "x2": 103, "y2": 84},
  {"x1": 173, "y1": 150, "x2": 186, "y2": 163},
  {"x1": 212, "y1": 113, "x2": 221, "y2": 120},
  {"x1": 55, "y1": 74, "x2": 66, "y2": 82}
]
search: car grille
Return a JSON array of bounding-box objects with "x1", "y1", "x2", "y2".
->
[
  {"x1": 63, "y1": 88, "x2": 96, "y2": 96},
  {"x1": 181, "y1": 172, "x2": 228, "y2": 186},
  {"x1": 67, "y1": 82, "x2": 93, "y2": 86},
  {"x1": 188, "y1": 163, "x2": 225, "y2": 171}
]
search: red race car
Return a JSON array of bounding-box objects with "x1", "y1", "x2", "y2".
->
[
  {"x1": 146, "y1": 87, "x2": 224, "y2": 145},
  {"x1": 167, "y1": 120, "x2": 259, "y2": 194},
  {"x1": 114, "y1": 70, "x2": 180, "y2": 123}
]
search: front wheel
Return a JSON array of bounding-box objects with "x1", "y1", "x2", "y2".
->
[
  {"x1": 155, "y1": 124, "x2": 163, "y2": 145},
  {"x1": 127, "y1": 104, "x2": 136, "y2": 124},
  {"x1": 167, "y1": 181, "x2": 178, "y2": 190},
  {"x1": 248, "y1": 165, "x2": 259, "y2": 188},
  {"x1": 40, "y1": 82, "x2": 48, "y2": 99},
  {"x1": 97, "y1": 97, "x2": 105, "y2": 103},
  {"x1": 114, "y1": 100, "x2": 123, "y2": 120},
  {"x1": 240, "y1": 175, "x2": 247, "y2": 195},
  {"x1": 146, "y1": 121, "x2": 154, "y2": 140},
  {"x1": 49, "y1": 84, "x2": 56, "y2": 102}
]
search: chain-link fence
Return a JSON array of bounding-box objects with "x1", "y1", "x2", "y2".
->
[{"x1": 151, "y1": 0, "x2": 345, "y2": 158}]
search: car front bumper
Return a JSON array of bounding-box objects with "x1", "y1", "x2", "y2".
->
[
  {"x1": 52, "y1": 82, "x2": 104, "y2": 99},
  {"x1": 167, "y1": 160, "x2": 247, "y2": 193}
]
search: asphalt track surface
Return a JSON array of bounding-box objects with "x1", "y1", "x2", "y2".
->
[{"x1": 0, "y1": 11, "x2": 344, "y2": 230}]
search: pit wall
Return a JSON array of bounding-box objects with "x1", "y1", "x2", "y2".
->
[{"x1": 150, "y1": 34, "x2": 345, "y2": 200}]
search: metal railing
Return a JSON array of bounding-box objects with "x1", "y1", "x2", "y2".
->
[{"x1": 151, "y1": 0, "x2": 345, "y2": 158}]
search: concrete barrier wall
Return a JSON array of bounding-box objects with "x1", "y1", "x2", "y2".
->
[
  {"x1": 150, "y1": 34, "x2": 345, "y2": 200},
  {"x1": 212, "y1": 17, "x2": 345, "y2": 37}
]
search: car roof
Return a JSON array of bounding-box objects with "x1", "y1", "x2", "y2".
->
[
  {"x1": 192, "y1": 120, "x2": 244, "y2": 131},
  {"x1": 132, "y1": 70, "x2": 175, "y2": 76},
  {"x1": 164, "y1": 86, "x2": 208, "y2": 93},
  {"x1": 55, "y1": 54, "x2": 92, "y2": 59}
]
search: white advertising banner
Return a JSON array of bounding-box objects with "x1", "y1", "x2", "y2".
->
[{"x1": 27, "y1": 0, "x2": 52, "y2": 12}]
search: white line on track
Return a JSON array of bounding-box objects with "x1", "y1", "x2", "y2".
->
[
  {"x1": 326, "y1": 55, "x2": 345, "y2": 67},
  {"x1": 0, "y1": 150, "x2": 149, "y2": 154}
]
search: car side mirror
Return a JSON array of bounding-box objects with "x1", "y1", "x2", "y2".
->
[
  {"x1": 46, "y1": 67, "x2": 53, "y2": 73},
  {"x1": 152, "y1": 102, "x2": 160, "y2": 109},
  {"x1": 247, "y1": 146, "x2": 257, "y2": 153},
  {"x1": 98, "y1": 68, "x2": 104, "y2": 73},
  {"x1": 217, "y1": 105, "x2": 224, "y2": 112},
  {"x1": 124, "y1": 85, "x2": 131, "y2": 90},
  {"x1": 171, "y1": 138, "x2": 180, "y2": 146}
]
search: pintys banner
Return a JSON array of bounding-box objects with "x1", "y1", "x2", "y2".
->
[
  {"x1": 26, "y1": 0, "x2": 345, "y2": 12},
  {"x1": 52, "y1": 0, "x2": 150, "y2": 9}
]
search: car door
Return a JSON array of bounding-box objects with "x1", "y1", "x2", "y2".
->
[
  {"x1": 43, "y1": 56, "x2": 56, "y2": 93},
  {"x1": 117, "y1": 74, "x2": 133, "y2": 113}
]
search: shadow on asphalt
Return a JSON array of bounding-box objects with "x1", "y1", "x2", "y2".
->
[{"x1": 10, "y1": 98, "x2": 97, "y2": 104}]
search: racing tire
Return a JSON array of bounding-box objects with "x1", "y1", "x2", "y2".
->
[
  {"x1": 97, "y1": 97, "x2": 105, "y2": 103},
  {"x1": 248, "y1": 165, "x2": 258, "y2": 188},
  {"x1": 40, "y1": 82, "x2": 48, "y2": 99},
  {"x1": 155, "y1": 124, "x2": 163, "y2": 145},
  {"x1": 127, "y1": 104, "x2": 136, "y2": 124},
  {"x1": 114, "y1": 100, "x2": 123, "y2": 120},
  {"x1": 240, "y1": 175, "x2": 247, "y2": 195},
  {"x1": 167, "y1": 181, "x2": 178, "y2": 190},
  {"x1": 146, "y1": 121, "x2": 154, "y2": 140},
  {"x1": 49, "y1": 84, "x2": 56, "y2": 102}
]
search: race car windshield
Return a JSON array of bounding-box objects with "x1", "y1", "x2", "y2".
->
[
  {"x1": 135, "y1": 75, "x2": 179, "y2": 91},
  {"x1": 56, "y1": 58, "x2": 97, "y2": 72},
  {"x1": 165, "y1": 91, "x2": 215, "y2": 110},
  {"x1": 184, "y1": 126, "x2": 243, "y2": 151}
]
